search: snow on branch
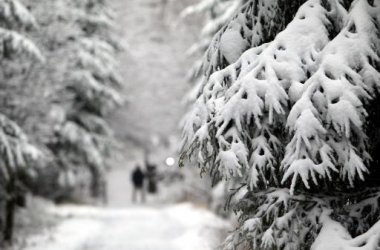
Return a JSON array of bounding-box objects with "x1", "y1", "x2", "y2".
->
[
  {"x1": 182, "y1": 0, "x2": 380, "y2": 249},
  {"x1": 0, "y1": 112, "x2": 43, "y2": 181},
  {"x1": 74, "y1": 38, "x2": 122, "y2": 87},
  {"x1": 73, "y1": 112, "x2": 113, "y2": 136},
  {"x1": 68, "y1": 71, "x2": 123, "y2": 115},
  {"x1": 199, "y1": 0, "x2": 307, "y2": 81},
  {"x1": 0, "y1": 0, "x2": 38, "y2": 30},
  {"x1": 0, "y1": 27, "x2": 43, "y2": 61},
  {"x1": 183, "y1": 0, "x2": 341, "y2": 188},
  {"x1": 312, "y1": 209, "x2": 380, "y2": 250},
  {"x1": 58, "y1": 121, "x2": 103, "y2": 168},
  {"x1": 181, "y1": 0, "x2": 219, "y2": 18},
  {"x1": 223, "y1": 188, "x2": 330, "y2": 250},
  {"x1": 282, "y1": 0, "x2": 380, "y2": 193}
]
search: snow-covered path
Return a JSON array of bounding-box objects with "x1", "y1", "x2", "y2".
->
[{"x1": 22, "y1": 204, "x2": 229, "y2": 250}]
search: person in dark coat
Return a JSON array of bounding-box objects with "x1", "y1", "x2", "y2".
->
[
  {"x1": 145, "y1": 163, "x2": 158, "y2": 194},
  {"x1": 131, "y1": 166, "x2": 145, "y2": 203}
]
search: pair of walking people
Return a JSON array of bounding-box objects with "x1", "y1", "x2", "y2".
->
[{"x1": 131, "y1": 163, "x2": 157, "y2": 203}]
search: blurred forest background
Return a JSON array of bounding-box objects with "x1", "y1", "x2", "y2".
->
[{"x1": 0, "y1": 0, "x2": 220, "y2": 246}]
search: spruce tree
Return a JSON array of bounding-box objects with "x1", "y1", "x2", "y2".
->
[
  {"x1": 181, "y1": 0, "x2": 380, "y2": 249},
  {"x1": 183, "y1": 0, "x2": 306, "y2": 81},
  {"x1": 0, "y1": 0, "x2": 43, "y2": 242},
  {"x1": 0, "y1": 0, "x2": 123, "y2": 242},
  {"x1": 24, "y1": 0, "x2": 123, "y2": 202}
]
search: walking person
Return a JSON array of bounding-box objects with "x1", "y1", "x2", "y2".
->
[
  {"x1": 146, "y1": 163, "x2": 158, "y2": 194},
  {"x1": 131, "y1": 166, "x2": 145, "y2": 203}
]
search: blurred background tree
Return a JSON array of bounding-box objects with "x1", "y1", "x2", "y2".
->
[
  {"x1": 0, "y1": 0, "x2": 123, "y2": 243},
  {"x1": 0, "y1": 0, "x2": 44, "y2": 243}
]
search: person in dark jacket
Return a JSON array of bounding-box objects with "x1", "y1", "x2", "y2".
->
[
  {"x1": 146, "y1": 163, "x2": 158, "y2": 194},
  {"x1": 131, "y1": 166, "x2": 145, "y2": 203}
]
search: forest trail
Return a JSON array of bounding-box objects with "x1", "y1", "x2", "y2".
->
[
  {"x1": 21, "y1": 203, "x2": 228, "y2": 250},
  {"x1": 109, "y1": 0, "x2": 198, "y2": 147}
]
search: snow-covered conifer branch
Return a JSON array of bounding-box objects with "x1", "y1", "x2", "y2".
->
[
  {"x1": 181, "y1": 0, "x2": 380, "y2": 249},
  {"x1": 0, "y1": 0, "x2": 38, "y2": 30},
  {"x1": 0, "y1": 112, "x2": 42, "y2": 181},
  {"x1": 68, "y1": 71, "x2": 123, "y2": 115},
  {"x1": 183, "y1": 0, "x2": 343, "y2": 189},
  {"x1": 282, "y1": 0, "x2": 380, "y2": 193},
  {"x1": 0, "y1": 28, "x2": 43, "y2": 61}
]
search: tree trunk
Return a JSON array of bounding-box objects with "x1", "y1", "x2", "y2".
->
[{"x1": 4, "y1": 178, "x2": 15, "y2": 242}]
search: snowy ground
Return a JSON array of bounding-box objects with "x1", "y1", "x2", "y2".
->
[{"x1": 18, "y1": 203, "x2": 229, "y2": 250}]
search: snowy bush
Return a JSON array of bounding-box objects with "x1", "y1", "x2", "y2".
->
[{"x1": 181, "y1": 0, "x2": 380, "y2": 249}]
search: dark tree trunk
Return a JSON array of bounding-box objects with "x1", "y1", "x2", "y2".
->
[
  {"x1": 90, "y1": 167, "x2": 107, "y2": 204},
  {"x1": 365, "y1": 90, "x2": 380, "y2": 187},
  {"x1": 4, "y1": 178, "x2": 15, "y2": 242}
]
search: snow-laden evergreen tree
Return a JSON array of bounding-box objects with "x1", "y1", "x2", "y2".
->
[
  {"x1": 0, "y1": 0, "x2": 42, "y2": 61},
  {"x1": 182, "y1": 0, "x2": 309, "y2": 215},
  {"x1": 181, "y1": 0, "x2": 380, "y2": 249},
  {"x1": 0, "y1": 0, "x2": 43, "y2": 242},
  {"x1": 62, "y1": 0, "x2": 122, "y2": 201},
  {"x1": 182, "y1": 0, "x2": 307, "y2": 81},
  {"x1": 182, "y1": 0, "x2": 308, "y2": 116},
  {"x1": 24, "y1": 0, "x2": 123, "y2": 202},
  {"x1": 181, "y1": 0, "x2": 245, "y2": 81}
]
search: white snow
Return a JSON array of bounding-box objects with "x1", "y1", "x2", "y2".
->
[
  {"x1": 219, "y1": 28, "x2": 248, "y2": 64},
  {"x1": 20, "y1": 203, "x2": 230, "y2": 250},
  {"x1": 311, "y1": 211, "x2": 380, "y2": 250}
]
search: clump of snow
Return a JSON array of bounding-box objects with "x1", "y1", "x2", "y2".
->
[
  {"x1": 219, "y1": 28, "x2": 248, "y2": 64},
  {"x1": 311, "y1": 211, "x2": 380, "y2": 250}
]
